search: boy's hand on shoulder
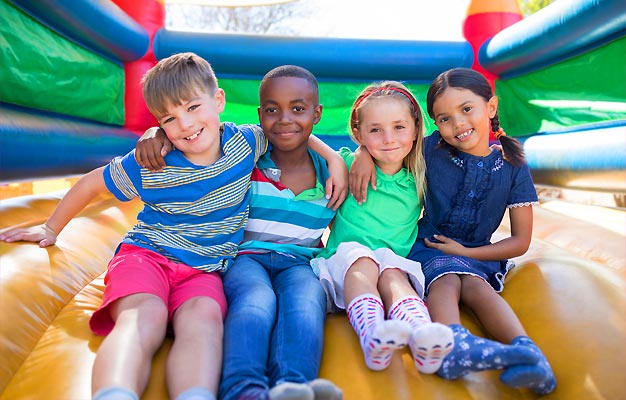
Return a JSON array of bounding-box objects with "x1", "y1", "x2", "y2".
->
[
  {"x1": 0, "y1": 224, "x2": 58, "y2": 247},
  {"x1": 135, "y1": 127, "x2": 172, "y2": 171},
  {"x1": 325, "y1": 174, "x2": 347, "y2": 211},
  {"x1": 325, "y1": 160, "x2": 348, "y2": 211}
]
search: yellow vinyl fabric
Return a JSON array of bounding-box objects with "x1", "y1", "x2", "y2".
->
[{"x1": 0, "y1": 193, "x2": 624, "y2": 399}]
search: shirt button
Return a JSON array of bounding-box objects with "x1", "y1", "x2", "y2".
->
[
  {"x1": 468, "y1": 190, "x2": 475, "y2": 198},
  {"x1": 477, "y1": 161, "x2": 483, "y2": 167}
]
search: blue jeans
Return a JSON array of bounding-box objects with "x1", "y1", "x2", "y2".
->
[{"x1": 218, "y1": 252, "x2": 327, "y2": 400}]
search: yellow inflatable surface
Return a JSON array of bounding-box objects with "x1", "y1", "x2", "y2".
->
[{"x1": 1, "y1": 192, "x2": 624, "y2": 399}]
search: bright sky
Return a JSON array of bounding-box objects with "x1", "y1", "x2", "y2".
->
[
  {"x1": 167, "y1": 0, "x2": 472, "y2": 41},
  {"x1": 281, "y1": 0, "x2": 471, "y2": 41}
]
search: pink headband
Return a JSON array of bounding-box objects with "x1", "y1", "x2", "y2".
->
[{"x1": 351, "y1": 87, "x2": 420, "y2": 126}]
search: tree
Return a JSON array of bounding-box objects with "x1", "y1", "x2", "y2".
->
[
  {"x1": 166, "y1": 1, "x2": 310, "y2": 35},
  {"x1": 517, "y1": 0, "x2": 556, "y2": 17}
]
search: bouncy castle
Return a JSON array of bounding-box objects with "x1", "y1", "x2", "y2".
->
[{"x1": 1, "y1": 0, "x2": 625, "y2": 398}]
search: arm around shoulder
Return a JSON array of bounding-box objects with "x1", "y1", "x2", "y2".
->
[{"x1": 308, "y1": 135, "x2": 347, "y2": 210}]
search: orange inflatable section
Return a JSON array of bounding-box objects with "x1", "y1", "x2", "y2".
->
[
  {"x1": 466, "y1": 0, "x2": 522, "y2": 15},
  {"x1": 1, "y1": 193, "x2": 624, "y2": 399}
]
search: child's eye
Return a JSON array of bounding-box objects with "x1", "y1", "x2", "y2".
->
[
  {"x1": 438, "y1": 117, "x2": 449, "y2": 123},
  {"x1": 463, "y1": 106, "x2": 472, "y2": 112},
  {"x1": 188, "y1": 104, "x2": 200, "y2": 112},
  {"x1": 293, "y1": 106, "x2": 305, "y2": 112},
  {"x1": 264, "y1": 107, "x2": 277, "y2": 113},
  {"x1": 395, "y1": 124, "x2": 406, "y2": 130},
  {"x1": 369, "y1": 128, "x2": 381, "y2": 134},
  {"x1": 161, "y1": 116, "x2": 174, "y2": 125}
]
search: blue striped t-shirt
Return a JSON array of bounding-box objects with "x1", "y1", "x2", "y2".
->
[
  {"x1": 104, "y1": 122, "x2": 267, "y2": 272},
  {"x1": 238, "y1": 148, "x2": 337, "y2": 261}
]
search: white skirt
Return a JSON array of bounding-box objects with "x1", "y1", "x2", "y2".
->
[{"x1": 311, "y1": 241, "x2": 426, "y2": 313}]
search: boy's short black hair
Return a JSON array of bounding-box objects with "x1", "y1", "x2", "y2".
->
[{"x1": 260, "y1": 65, "x2": 319, "y2": 94}]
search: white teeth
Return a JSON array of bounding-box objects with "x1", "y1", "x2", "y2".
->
[
  {"x1": 456, "y1": 129, "x2": 473, "y2": 139},
  {"x1": 185, "y1": 131, "x2": 200, "y2": 140}
]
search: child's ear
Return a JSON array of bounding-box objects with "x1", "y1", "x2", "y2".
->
[
  {"x1": 215, "y1": 88, "x2": 226, "y2": 112},
  {"x1": 352, "y1": 127, "x2": 363, "y2": 144},
  {"x1": 313, "y1": 104, "x2": 323, "y2": 125},
  {"x1": 488, "y1": 95, "x2": 498, "y2": 118}
]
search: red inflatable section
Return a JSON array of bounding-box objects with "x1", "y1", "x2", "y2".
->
[
  {"x1": 112, "y1": 0, "x2": 164, "y2": 135},
  {"x1": 463, "y1": 0, "x2": 522, "y2": 139}
]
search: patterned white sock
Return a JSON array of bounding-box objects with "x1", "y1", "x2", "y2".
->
[
  {"x1": 347, "y1": 294, "x2": 411, "y2": 371},
  {"x1": 388, "y1": 296, "x2": 453, "y2": 374},
  {"x1": 387, "y1": 296, "x2": 431, "y2": 329}
]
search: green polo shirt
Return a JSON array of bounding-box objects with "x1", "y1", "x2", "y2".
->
[{"x1": 318, "y1": 147, "x2": 421, "y2": 259}]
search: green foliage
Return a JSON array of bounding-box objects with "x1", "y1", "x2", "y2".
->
[{"x1": 517, "y1": 0, "x2": 555, "y2": 16}]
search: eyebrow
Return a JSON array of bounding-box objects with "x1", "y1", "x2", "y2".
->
[{"x1": 434, "y1": 100, "x2": 474, "y2": 119}]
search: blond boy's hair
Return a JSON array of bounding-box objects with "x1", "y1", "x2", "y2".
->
[{"x1": 142, "y1": 52, "x2": 218, "y2": 119}]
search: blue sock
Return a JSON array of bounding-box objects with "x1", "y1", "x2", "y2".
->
[
  {"x1": 500, "y1": 336, "x2": 556, "y2": 395},
  {"x1": 93, "y1": 387, "x2": 139, "y2": 400},
  {"x1": 176, "y1": 387, "x2": 216, "y2": 400},
  {"x1": 437, "y1": 324, "x2": 541, "y2": 380}
]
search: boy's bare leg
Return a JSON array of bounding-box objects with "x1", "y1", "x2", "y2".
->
[
  {"x1": 167, "y1": 296, "x2": 223, "y2": 399},
  {"x1": 92, "y1": 294, "x2": 168, "y2": 398}
]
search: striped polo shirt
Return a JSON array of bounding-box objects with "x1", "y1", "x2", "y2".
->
[
  {"x1": 238, "y1": 148, "x2": 337, "y2": 261},
  {"x1": 104, "y1": 122, "x2": 267, "y2": 272}
]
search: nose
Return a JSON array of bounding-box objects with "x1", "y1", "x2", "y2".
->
[
  {"x1": 277, "y1": 110, "x2": 291, "y2": 123},
  {"x1": 453, "y1": 115, "x2": 465, "y2": 129},
  {"x1": 178, "y1": 114, "x2": 194, "y2": 131},
  {"x1": 382, "y1": 129, "x2": 394, "y2": 144}
]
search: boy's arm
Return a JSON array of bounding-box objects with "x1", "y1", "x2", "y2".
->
[
  {"x1": 350, "y1": 145, "x2": 377, "y2": 204},
  {"x1": 308, "y1": 135, "x2": 347, "y2": 211},
  {"x1": 135, "y1": 127, "x2": 173, "y2": 171},
  {"x1": 0, "y1": 167, "x2": 109, "y2": 247}
]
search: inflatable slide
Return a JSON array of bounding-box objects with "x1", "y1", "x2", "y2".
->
[{"x1": 1, "y1": 0, "x2": 624, "y2": 398}]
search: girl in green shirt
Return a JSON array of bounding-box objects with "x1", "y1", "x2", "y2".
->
[{"x1": 311, "y1": 81, "x2": 453, "y2": 374}]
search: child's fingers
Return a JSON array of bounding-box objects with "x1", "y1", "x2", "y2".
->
[
  {"x1": 357, "y1": 176, "x2": 369, "y2": 203},
  {"x1": 348, "y1": 173, "x2": 363, "y2": 203},
  {"x1": 328, "y1": 186, "x2": 347, "y2": 211},
  {"x1": 145, "y1": 146, "x2": 166, "y2": 171},
  {"x1": 39, "y1": 237, "x2": 56, "y2": 247},
  {"x1": 161, "y1": 142, "x2": 173, "y2": 158},
  {"x1": 369, "y1": 173, "x2": 377, "y2": 192},
  {"x1": 1, "y1": 228, "x2": 41, "y2": 243}
]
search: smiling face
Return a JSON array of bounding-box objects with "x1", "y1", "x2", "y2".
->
[
  {"x1": 258, "y1": 76, "x2": 321, "y2": 153},
  {"x1": 353, "y1": 97, "x2": 417, "y2": 175},
  {"x1": 158, "y1": 88, "x2": 225, "y2": 166},
  {"x1": 431, "y1": 87, "x2": 498, "y2": 157}
]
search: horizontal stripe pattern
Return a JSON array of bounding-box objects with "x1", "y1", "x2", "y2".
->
[
  {"x1": 238, "y1": 150, "x2": 335, "y2": 261},
  {"x1": 104, "y1": 122, "x2": 267, "y2": 272}
]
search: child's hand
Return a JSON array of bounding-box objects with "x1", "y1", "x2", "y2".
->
[
  {"x1": 490, "y1": 143, "x2": 508, "y2": 161},
  {"x1": 424, "y1": 234, "x2": 466, "y2": 256},
  {"x1": 135, "y1": 127, "x2": 172, "y2": 171},
  {"x1": 0, "y1": 224, "x2": 58, "y2": 247},
  {"x1": 350, "y1": 145, "x2": 376, "y2": 204},
  {"x1": 325, "y1": 159, "x2": 348, "y2": 211}
]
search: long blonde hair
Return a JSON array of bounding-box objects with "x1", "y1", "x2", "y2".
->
[{"x1": 350, "y1": 81, "x2": 426, "y2": 202}]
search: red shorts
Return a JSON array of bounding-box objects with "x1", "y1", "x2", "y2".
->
[{"x1": 89, "y1": 243, "x2": 227, "y2": 336}]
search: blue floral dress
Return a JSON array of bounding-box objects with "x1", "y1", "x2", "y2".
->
[{"x1": 408, "y1": 131, "x2": 538, "y2": 293}]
